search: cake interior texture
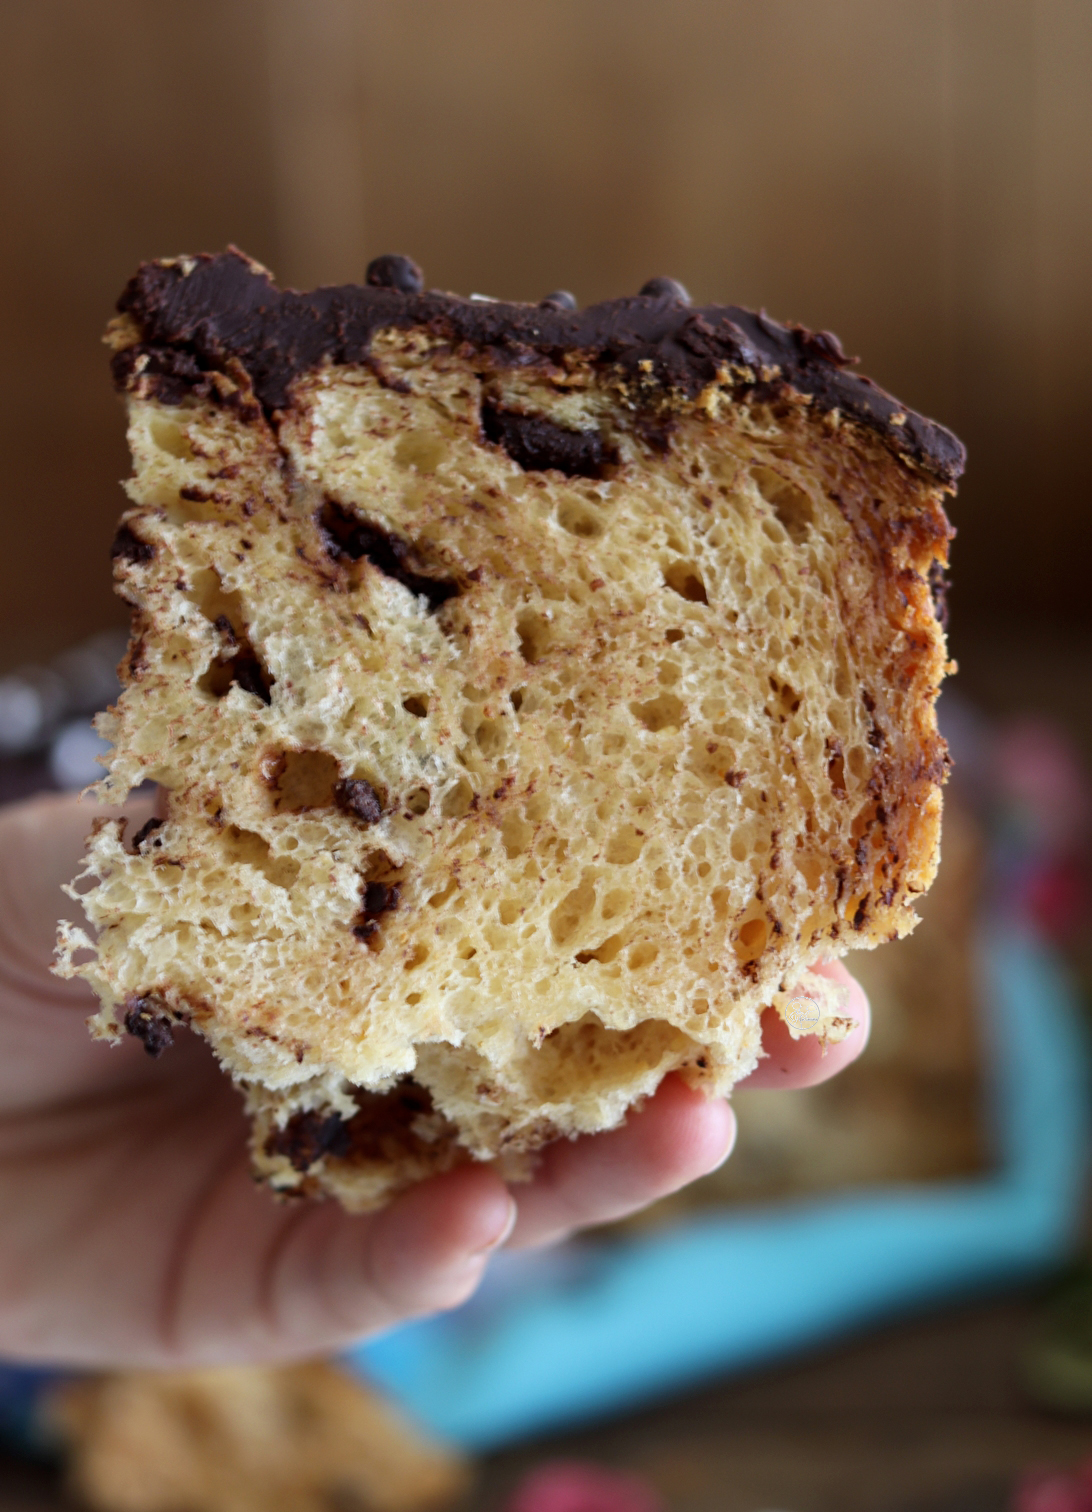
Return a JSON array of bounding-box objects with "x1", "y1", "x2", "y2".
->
[{"x1": 56, "y1": 251, "x2": 961, "y2": 1210}]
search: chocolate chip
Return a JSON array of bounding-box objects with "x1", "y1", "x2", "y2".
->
[
  {"x1": 230, "y1": 650, "x2": 273, "y2": 704},
  {"x1": 539, "y1": 290, "x2": 577, "y2": 310},
  {"x1": 319, "y1": 501, "x2": 460, "y2": 611},
  {"x1": 265, "y1": 1082, "x2": 441, "y2": 1172},
  {"x1": 352, "y1": 875, "x2": 401, "y2": 941},
  {"x1": 213, "y1": 613, "x2": 238, "y2": 650},
  {"x1": 365, "y1": 254, "x2": 424, "y2": 294},
  {"x1": 132, "y1": 817, "x2": 164, "y2": 852},
  {"x1": 335, "y1": 778, "x2": 383, "y2": 824},
  {"x1": 111, "y1": 523, "x2": 154, "y2": 564},
  {"x1": 352, "y1": 878, "x2": 401, "y2": 940},
  {"x1": 639, "y1": 277, "x2": 691, "y2": 304},
  {"x1": 123, "y1": 995, "x2": 175, "y2": 1057},
  {"x1": 796, "y1": 327, "x2": 855, "y2": 368},
  {"x1": 928, "y1": 558, "x2": 950, "y2": 628},
  {"x1": 266, "y1": 1110, "x2": 349, "y2": 1172},
  {"x1": 362, "y1": 880, "x2": 400, "y2": 918},
  {"x1": 481, "y1": 402, "x2": 616, "y2": 480}
]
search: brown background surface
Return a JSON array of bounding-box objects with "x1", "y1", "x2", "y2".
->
[
  {"x1": 2, "y1": 1294, "x2": 1091, "y2": 1512},
  {"x1": 2, "y1": 0, "x2": 1092, "y2": 669}
]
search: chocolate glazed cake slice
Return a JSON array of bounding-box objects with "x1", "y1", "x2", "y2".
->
[{"x1": 56, "y1": 249, "x2": 962, "y2": 1211}]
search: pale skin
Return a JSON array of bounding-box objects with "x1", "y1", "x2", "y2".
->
[{"x1": 0, "y1": 792, "x2": 869, "y2": 1368}]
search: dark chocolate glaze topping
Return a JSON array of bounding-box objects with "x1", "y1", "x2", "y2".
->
[{"x1": 116, "y1": 247, "x2": 964, "y2": 485}]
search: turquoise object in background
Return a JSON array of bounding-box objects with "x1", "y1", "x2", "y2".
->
[{"x1": 351, "y1": 928, "x2": 1091, "y2": 1448}]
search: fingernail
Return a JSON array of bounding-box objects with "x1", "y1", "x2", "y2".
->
[
  {"x1": 473, "y1": 1193, "x2": 517, "y2": 1255},
  {"x1": 707, "y1": 1109, "x2": 738, "y2": 1174}
]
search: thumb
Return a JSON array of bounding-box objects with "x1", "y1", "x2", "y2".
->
[{"x1": 164, "y1": 1160, "x2": 516, "y2": 1365}]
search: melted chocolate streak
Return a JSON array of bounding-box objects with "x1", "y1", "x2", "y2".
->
[
  {"x1": 115, "y1": 248, "x2": 965, "y2": 485},
  {"x1": 319, "y1": 499, "x2": 459, "y2": 609}
]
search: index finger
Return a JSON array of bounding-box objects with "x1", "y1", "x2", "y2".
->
[{"x1": 736, "y1": 960, "x2": 871, "y2": 1090}]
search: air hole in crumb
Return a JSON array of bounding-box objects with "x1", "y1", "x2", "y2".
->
[
  {"x1": 827, "y1": 741, "x2": 847, "y2": 795},
  {"x1": 510, "y1": 688, "x2": 525, "y2": 712},
  {"x1": 427, "y1": 878, "x2": 458, "y2": 909},
  {"x1": 605, "y1": 825, "x2": 645, "y2": 865},
  {"x1": 498, "y1": 898, "x2": 521, "y2": 925},
  {"x1": 200, "y1": 647, "x2": 272, "y2": 704},
  {"x1": 550, "y1": 877, "x2": 597, "y2": 946},
  {"x1": 265, "y1": 749, "x2": 340, "y2": 812},
  {"x1": 187, "y1": 568, "x2": 242, "y2": 627},
  {"x1": 405, "y1": 787, "x2": 431, "y2": 815},
  {"x1": 557, "y1": 499, "x2": 605, "y2": 538},
  {"x1": 501, "y1": 813, "x2": 535, "y2": 858},
  {"x1": 192, "y1": 572, "x2": 274, "y2": 705},
  {"x1": 403, "y1": 695, "x2": 429, "y2": 717},
  {"x1": 665, "y1": 628, "x2": 685, "y2": 644},
  {"x1": 474, "y1": 718, "x2": 506, "y2": 757},
  {"x1": 627, "y1": 941, "x2": 658, "y2": 970},
  {"x1": 150, "y1": 417, "x2": 194, "y2": 459},
  {"x1": 766, "y1": 677, "x2": 802, "y2": 720},
  {"x1": 517, "y1": 610, "x2": 553, "y2": 664},
  {"x1": 663, "y1": 561, "x2": 708, "y2": 604},
  {"x1": 221, "y1": 826, "x2": 300, "y2": 889},
  {"x1": 630, "y1": 692, "x2": 686, "y2": 733},
  {"x1": 575, "y1": 932, "x2": 625, "y2": 965},
  {"x1": 734, "y1": 916, "x2": 768, "y2": 965},
  {"x1": 403, "y1": 943, "x2": 429, "y2": 971},
  {"x1": 752, "y1": 465, "x2": 815, "y2": 544},
  {"x1": 601, "y1": 888, "x2": 632, "y2": 921},
  {"x1": 441, "y1": 778, "x2": 475, "y2": 818}
]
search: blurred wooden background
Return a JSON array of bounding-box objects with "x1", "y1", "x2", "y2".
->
[{"x1": 2, "y1": 0, "x2": 1091, "y2": 668}]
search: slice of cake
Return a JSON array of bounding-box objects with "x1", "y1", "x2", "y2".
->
[{"x1": 56, "y1": 249, "x2": 962, "y2": 1211}]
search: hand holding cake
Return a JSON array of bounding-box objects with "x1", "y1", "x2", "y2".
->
[
  {"x1": 0, "y1": 790, "x2": 865, "y2": 1365},
  {"x1": 0, "y1": 249, "x2": 954, "y2": 1366}
]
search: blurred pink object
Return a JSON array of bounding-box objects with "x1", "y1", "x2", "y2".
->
[
  {"x1": 1013, "y1": 1458, "x2": 1092, "y2": 1511},
  {"x1": 503, "y1": 1460, "x2": 665, "y2": 1512},
  {"x1": 995, "y1": 718, "x2": 1090, "y2": 850}
]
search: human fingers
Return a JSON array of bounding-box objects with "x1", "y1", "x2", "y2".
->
[
  {"x1": 0, "y1": 1016, "x2": 514, "y2": 1371},
  {"x1": 160, "y1": 1158, "x2": 516, "y2": 1366},
  {"x1": 505, "y1": 1073, "x2": 735, "y2": 1251},
  {"x1": 1, "y1": 791, "x2": 155, "y2": 997},
  {"x1": 0, "y1": 792, "x2": 156, "y2": 1109},
  {"x1": 736, "y1": 960, "x2": 870, "y2": 1090}
]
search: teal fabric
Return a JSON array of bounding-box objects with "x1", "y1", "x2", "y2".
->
[{"x1": 350, "y1": 930, "x2": 1091, "y2": 1448}]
